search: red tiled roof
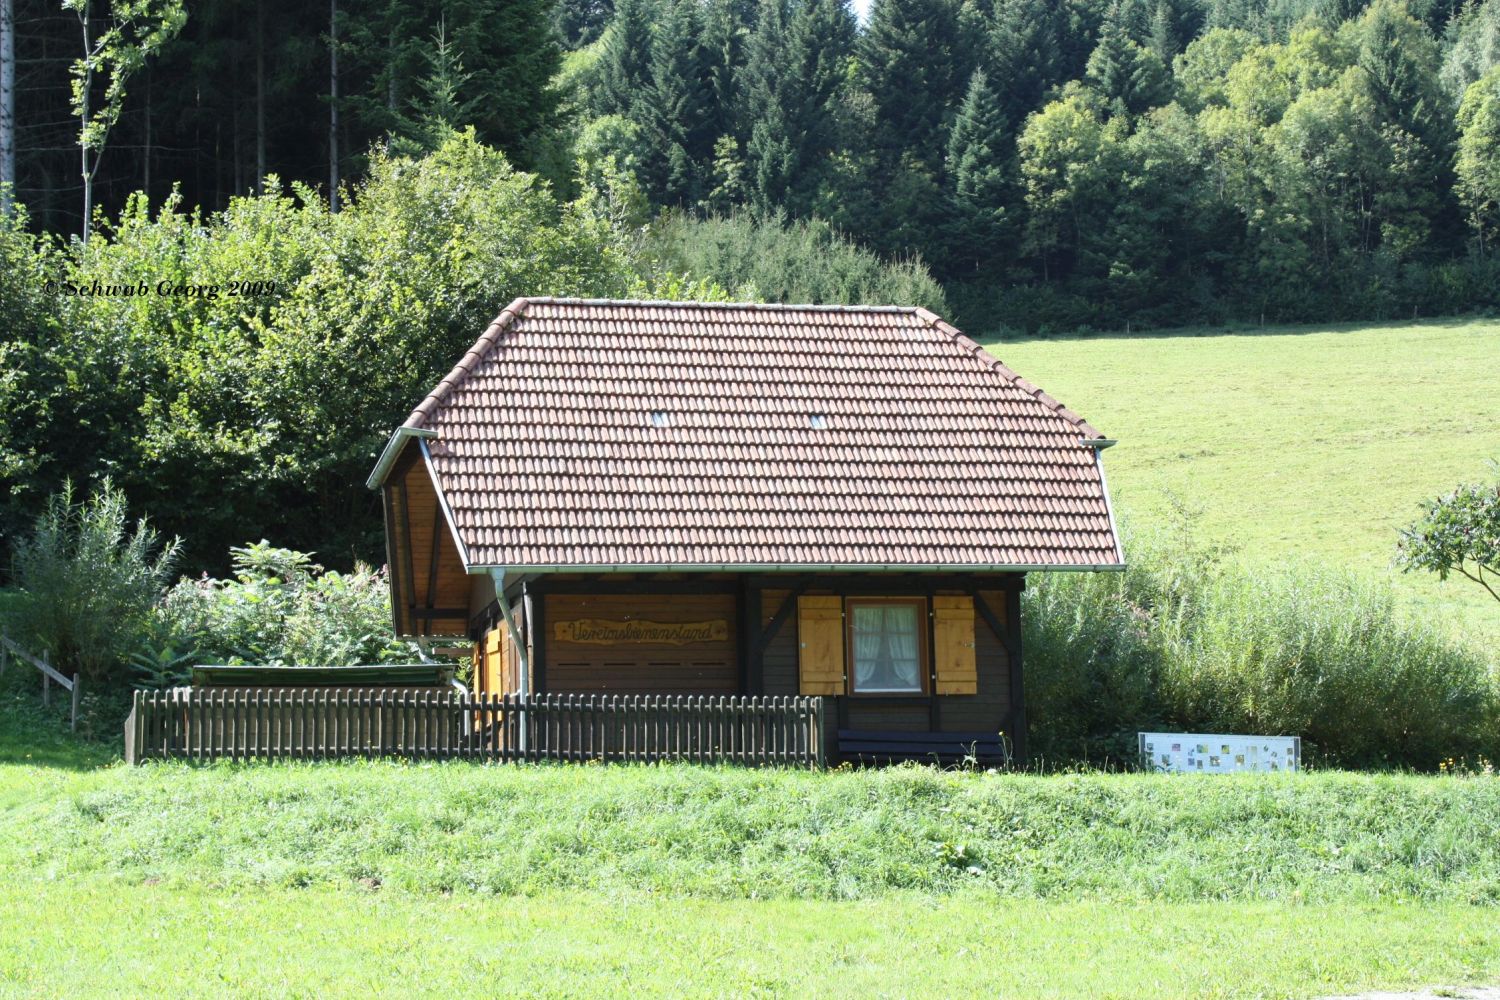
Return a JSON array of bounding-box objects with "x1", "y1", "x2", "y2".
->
[{"x1": 382, "y1": 297, "x2": 1124, "y2": 570}]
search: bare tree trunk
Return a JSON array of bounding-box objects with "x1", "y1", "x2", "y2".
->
[
  {"x1": 143, "y1": 68, "x2": 151, "y2": 201},
  {"x1": 232, "y1": 3, "x2": 242, "y2": 200},
  {"x1": 329, "y1": 0, "x2": 339, "y2": 212},
  {"x1": 385, "y1": 21, "x2": 395, "y2": 154},
  {"x1": 255, "y1": 0, "x2": 265, "y2": 194},
  {"x1": 79, "y1": 0, "x2": 91, "y2": 243},
  {"x1": 0, "y1": 0, "x2": 14, "y2": 218}
]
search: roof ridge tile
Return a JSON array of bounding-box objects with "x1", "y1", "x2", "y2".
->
[
  {"x1": 405, "y1": 297, "x2": 531, "y2": 428},
  {"x1": 911, "y1": 306, "x2": 1104, "y2": 440}
]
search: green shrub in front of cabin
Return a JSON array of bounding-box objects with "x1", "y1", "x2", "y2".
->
[
  {"x1": 8, "y1": 480, "x2": 180, "y2": 683},
  {"x1": 1024, "y1": 525, "x2": 1497, "y2": 770},
  {"x1": 153, "y1": 540, "x2": 418, "y2": 671}
]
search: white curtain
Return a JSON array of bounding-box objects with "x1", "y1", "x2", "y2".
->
[
  {"x1": 852, "y1": 605, "x2": 921, "y2": 692},
  {"x1": 852, "y1": 606, "x2": 884, "y2": 689},
  {"x1": 885, "y1": 607, "x2": 919, "y2": 689}
]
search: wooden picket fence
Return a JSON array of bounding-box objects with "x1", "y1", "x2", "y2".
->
[{"x1": 124, "y1": 689, "x2": 826, "y2": 767}]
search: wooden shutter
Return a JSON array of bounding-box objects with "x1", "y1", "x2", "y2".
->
[
  {"x1": 933, "y1": 596, "x2": 978, "y2": 695},
  {"x1": 480, "y1": 627, "x2": 503, "y2": 696},
  {"x1": 797, "y1": 596, "x2": 844, "y2": 695}
]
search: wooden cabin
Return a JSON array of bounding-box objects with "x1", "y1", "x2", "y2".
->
[{"x1": 367, "y1": 298, "x2": 1124, "y2": 764}]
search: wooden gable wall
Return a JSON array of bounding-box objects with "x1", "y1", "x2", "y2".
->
[{"x1": 382, "y1": 446, "x2": 470, "y2": 637}]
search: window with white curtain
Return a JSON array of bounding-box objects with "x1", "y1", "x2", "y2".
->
[{"x1": 848, "y1": 600, "x2": 925, "y2": 693}]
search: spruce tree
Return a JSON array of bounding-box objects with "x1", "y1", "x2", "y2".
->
[
  {"x1": 700, "y1": 0, "x2": 746, "y2": 143},
  {"x1": 858, "y1": 0, "x2": 968, "y2": 171},
  {"x1": 597, "y1": 0, "x2": 657, "y2": 117},
  {"x1": 945, "y1": 68, "x2": 1013, "y2": 271},
  {"x1": 389, "y1": 21, "x2": 484, "y2": 156},
  {"x1": 439, "y1": 0, "x2": 564, "y2": 156},
  {"x1": 637, "y1": 0, "x2": 715, "y2": 205},
  {"x1": 1148, "y1": 0, "x2": 1178, "y2": 61},
  {"x1": 987, "y1": 0, "x2": 1062, "y2": 129},
  {"x1": 1355, "y1": 0, "x2": 1456, "y2": 256},
  {"x1": 1086, "y1": 0, "x2": 1171, "y2": 119},
  {"x1": 743, "y1": 0, "x2": 856, "y2": 213}
]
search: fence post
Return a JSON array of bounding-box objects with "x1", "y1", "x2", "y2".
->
[
  {"x1": 69, "y1": 674, "x2": 81, "y2": 733},
  {"x1": 813, "y1": 697, "x2": 825, "y2": 769}
]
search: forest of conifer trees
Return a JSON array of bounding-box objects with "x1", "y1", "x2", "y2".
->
[{"x1": 4, "y1": 0, "x2": 1500, "y2": 327}]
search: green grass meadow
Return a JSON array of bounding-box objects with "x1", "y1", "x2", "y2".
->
[
  {"x1": 988, "y1": 317, "x2": 1500, "y2": 652},
  {"x1": 4, "y1": 885, "x2": 1498, "y2": 999}
]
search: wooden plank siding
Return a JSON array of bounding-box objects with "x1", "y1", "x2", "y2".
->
[
  {"x1": 462, "y1": 574, "x2": 1022, "y2": 763},
  {"x1": 543, "y1": 593, "x2": 738, "y2": 695}
]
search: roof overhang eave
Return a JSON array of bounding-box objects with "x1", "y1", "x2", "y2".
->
[
  {"x1": 466, "y1": 562, "x2": 1127, "y2": 574},
  {"x1": 365, "y1": 426, "x2": 439, "y2": 490}
]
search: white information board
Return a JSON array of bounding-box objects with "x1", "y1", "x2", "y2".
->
[{"x1": 1138, "y1": 732, "x2": 1300, "y2": 773}]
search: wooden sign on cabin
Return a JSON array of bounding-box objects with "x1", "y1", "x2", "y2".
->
[{"x1": 553, "y1": 619, "x2": 730, "y2": 645}]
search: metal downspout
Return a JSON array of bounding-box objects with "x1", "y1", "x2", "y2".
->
[{"x1": 490, "y1": 568, "x2": 529, "y2": 752}]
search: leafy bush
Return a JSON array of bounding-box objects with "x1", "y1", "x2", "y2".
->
[
  {"x1": 155, "y1": 541, "x2": 417, "y2": 667},
  {"x1": 9, "y1": 480, "x2": 180, "y2": 682},
  {"x1": 1024, "y1": 525, "x2": 1497, "y2": 769},
  {"x1": 641, "y1": 211, "x2": 949, "y2": 313},
  {"x1": 3, "y1": 130, "x2": 642, "y2": 570},
  {"x1": 1395, "y1": 466, "x2": 1500, "y2": 605}
]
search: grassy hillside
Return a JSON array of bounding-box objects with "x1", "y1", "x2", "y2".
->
[
  {"x1": 7, "y1": 755, "x2": 1500, "y2": 903},
  {"x1": 5, "y1": 749, "x2": 1500, "y2": 996},
  {"x1": 4, "y1": 694, "x2": 1500, "y2": 998},
  {"x1": 987, "y1": 317, "x2": 1500, "y2": 653}
]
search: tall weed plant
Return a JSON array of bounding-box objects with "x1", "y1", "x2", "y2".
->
[
  {"x1": 157, "y1": 540, "x2": 417, "y2": 668},
  {"x1": 1024, "y1": 519, "x2": 1497, "y2": 769},
  {"x1": 9, "y1": 480, "x2": 180, "y2": 681}
]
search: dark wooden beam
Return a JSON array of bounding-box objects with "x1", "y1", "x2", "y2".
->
[
  {"x1": 1005, "y1": 586, "x2": 1027, "y2": 764},
  {"x1": 759, "y1": 578, "x2": 813, "y2": 649},
  {"x1": 925, "y1": 596, "x2": 939, "y2": 730},
  {"x1": 407, "y1": 607, "x2": 469, "y2": 620},
  {"x1": 527, "y1": 583, "x2": 546, "y2": 695},
  {"x1": 381, "y1": 486, "x2": 404, "y2": 637},
  {"x1": 736, "y1": 576, "x2": 753, "y2": 695},
  {"x1": 526, "y1": 577, "x2": 741, "y2": 595},
  {"x1": 972, "y1": 592, "x2": 1006, "y2": 653},
  {"x1": 469, "y1": 599, "x2": 500, "y2": 639},
  {"x1": 397, "y1": 474, "x2": 417, "y2": 634},
  {"x1": 745, "y1": 572, "x2": 1020, "y2": 594}
]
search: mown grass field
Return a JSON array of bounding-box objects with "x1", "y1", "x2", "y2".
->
[
  {"x1": 4, "y1": 885, "x2": 1498, "y2": 999},
  {"x1": 987, "y1": 317, "x2": 1500, "y2": 654}
]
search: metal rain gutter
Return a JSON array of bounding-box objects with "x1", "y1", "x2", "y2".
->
[
  {"x1": 419, "y1": 437, "x2": 472, "y2": 569},
  {"x1": 489, "y1": 568, "x2": 530, "y2": 753},
  {"x1": 365, "y1": 426, "x2": 438, "y2": 490},
  {"x1": 1089, "y1": 446, "x2": 1128, "y2": 568}
]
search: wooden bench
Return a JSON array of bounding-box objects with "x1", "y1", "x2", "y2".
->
[{"x1": 837, "y1": 729, "x2": 1008, "y2": 766}]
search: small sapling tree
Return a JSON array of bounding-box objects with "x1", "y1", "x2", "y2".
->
[{"x1": 1396, "y1": 466, "x2": 1500, "y2": 605}]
